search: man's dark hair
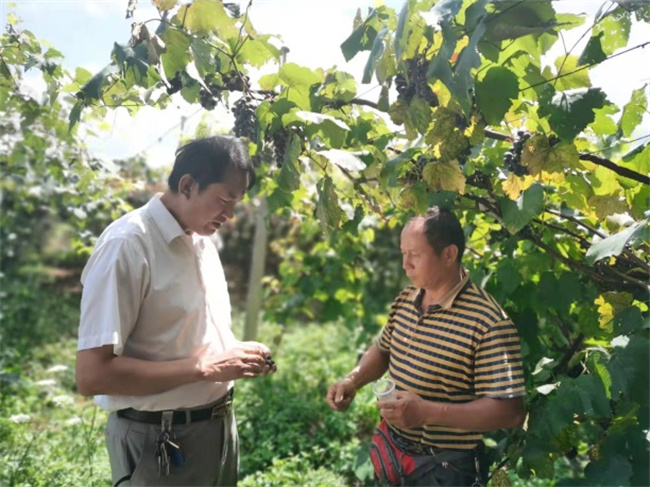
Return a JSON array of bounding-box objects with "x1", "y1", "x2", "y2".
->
[
  {"x1": 420, "y1": 206, "x2": 465, "y2": 263},
  {"x1": 167, "y1": 136, "x2": 256, "y2": 193}
]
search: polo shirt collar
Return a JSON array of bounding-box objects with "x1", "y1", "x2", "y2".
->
[
  {"x1": 411, "y1": 268, "x2": 470, "y2": 311},
  {"x1": 148, "y1": 194, "x2": 187, "y2": 244}
]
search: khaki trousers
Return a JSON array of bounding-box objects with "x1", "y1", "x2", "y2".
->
[{"x1": 106, "y1": 408, "x2": 238, "y2": 487}]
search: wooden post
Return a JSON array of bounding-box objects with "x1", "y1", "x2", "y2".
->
[{"x1": 243, "y1": 197, "x2": 268, "y2": 341}]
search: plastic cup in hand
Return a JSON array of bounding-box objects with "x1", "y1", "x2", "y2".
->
[{"x1": 372, "y1": 378, "x2": 397, "y2": 401}]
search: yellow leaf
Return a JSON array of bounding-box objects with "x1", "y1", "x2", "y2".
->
[
  {"x1": 502, "y1": 174, "x2": 535, "y2": 200},
  {"x1": 521, "y1": 134, "x2": 550, "y2": 176},
  {"x1": 587, "y1": 194, "x2": 628, "y2": 220},
  {"x1": 423, "y1": 160, "x2": 466, "y2": 193},
  {"x1": 595, "y1": 292, "x2": 633, "y2": 332}
]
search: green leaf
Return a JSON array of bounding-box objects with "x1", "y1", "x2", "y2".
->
[
  {"x1": 404, "y1": 97, "x2": 432, "y2": 138},
  {"x1": 68, "y1": 99, "x2": 83, "y2": 131},
  {"x1": 316, "y1": 149, "x2": 366, "y2": 173},
  {"x1": 235, "y1": 35, "x2": 281, "y2": 68},
  {"x1": 432, "y1": 0, "x2": 463, "y2": 22},
  {"x1": 177, "y1": 0, "x2": 237, "y2": 37},
  {"x1": 276, "y1": 135, "x2": 301, "y2": 193},
  {"x1": 400, "y1": 183, "x2": 428, "y2": 213},
  {"x1": 578, "y1": 32, "x2": 607, "y2": 66},
  {"x1": 293, "y1": 111, "x2": 350, "y2": 131},
  {"x1": 585, "y1": 455, "x2": 633, "y2": 487},
  {"x1": 80, "y1": 64, "x2": 118, "y2": 100},
  {"x1": 316, "y1": 176, "x2": 343, "y2": 232},
  {"x1": 594, "y1": 9, "x2": 631, "y2": 55},
  {"x1": 279, "y1": 63, "x2": 323, "y2": 110},
  {"x1": 585, "y1": 219, "x2": 649, "y2": 264},
  {"x1": 190, "y1": 39, "x2": 213, "y2": 78},
  {"x1": 362, "y1": 25, "x2": 388, "y2": 84},
  {"x1": 551, "y1": 55, "x2": 591, "y2": 91},
  {"x1": 340, "y1": 9, "x2": 380, "y2": 62},
  {"x1": 500, "y1": 184, "x2": 544, "y2": 234},
  {"x1": 539, "y1": 88, "x2": 608, "y2": 140},
  {"x1": 160, "y1": 28, "x2": 191, "y2": 79},
  {"x1": 378, "y1": 85, "x2": 390, "y2": 112},
  {"x1": 394, "y1": 1, "x2": 409, "y2": 63},
  {"x1": 608, "y1": 336, "x2": 650, "y2": 403},
  {"x1": 619, "y1": 86, "x2": 647, "y2": 138},
  {"x1": 475, "y1": 66, "x2": 519, "y2": 125},
  {"x1": 449, "y1": 19, "x2": 486, "y2": 116},
  {"x1": 613, "y1": 306, "x2": 648, "y2": 336},
  {"x1": 112, "y1": 43, "x2": 150, "y2": 88}
]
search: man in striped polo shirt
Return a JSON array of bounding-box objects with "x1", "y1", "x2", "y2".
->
[{"x1": 327, "y1": 207, "x2": 526, "y2": 486}]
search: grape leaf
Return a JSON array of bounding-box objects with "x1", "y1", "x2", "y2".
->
[
  {"x1": 362, "y1": 25, "x2": 388, "y2": 84},
  {"x1": 317, "y1": 176, "x2": 343, "y2": 232},
  {"x1": 80, "y1": 64, "x2": 118, "y2": 100},
  {"x1": 153, "y1": 0, "x2": 177, "y2": 11},
  {"x1": 593, "y1": 9, "x2": 631, "y2": 55},
  {"x1": 586, "y1": 194, "x2": 628, "y2": 220},
  {"x1": 400, "y1": 183, "x2": 428, "y2": 213},
  {"x1": 317, "y1": 149, "x2": 366, "y2": 173},
  {"x1": 578, "y1": 32, "x2": 607, "y2": 66},
  {"x1": 160, "y1": 28, "x2": 191, "y2": 79},
  {"x1": 538, "y1": 87, "x2": 608, "y2": 140},
  {"x1": 619, "y1": 86, "x2": 647, "y2": 137},
  {"x1": 394, "y1": 1, "x2": 409, "y2": 63},
  {"x1": 276, "y1": 135, "x2": 301, "y2": 193},
  {"x1": 177, "y1": 0, "x2": 237, "y2": 38},
  {"x1": 475, "y1": 66, "x2": 519, "y2": 125},
  {"x1": 502, "y1": 174, "x2": 535, "y2": 200},
  {"x1": 500, "y1": 183, "x2": 544, "y2": 234},
  {"x1": 585, "y1": 219, "x2": 649, "y2": 264},
  {"x1": 422, "y1": 160, "x2": 465, "y2": 193}
]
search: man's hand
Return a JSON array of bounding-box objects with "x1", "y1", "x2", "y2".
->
[
  {"x1": 377, "y1": 390, "x2": 429, "y2": 429},
  {"x1": 196, "y1": 341, "x2": 275, "y2": 382},
  {"x1": 327, "y1": 378, "x2": 357, "y2": 412}
]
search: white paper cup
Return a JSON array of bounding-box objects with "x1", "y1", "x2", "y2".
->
[{"x1": 372, "y1": 378, "x2": 397, "y2": 401}]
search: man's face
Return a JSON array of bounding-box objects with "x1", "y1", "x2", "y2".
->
[
  {"x1": 400, "y1": 220, "x2": 454, "y2": 289},
  {"x1": 184, "y1": 167, "x2": 248, "y2": 236}
]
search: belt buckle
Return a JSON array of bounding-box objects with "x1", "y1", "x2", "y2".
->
[{"x1": 210, "y1": 401, "x2": 231, "y2": 419}]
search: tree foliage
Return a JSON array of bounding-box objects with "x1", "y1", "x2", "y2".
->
[{"x1": 2, "y1": 0, "x2": 649, "y2": 484}]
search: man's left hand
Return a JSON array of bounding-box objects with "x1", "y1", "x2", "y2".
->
[{"x1": 377, "y1": 390, "x2": 428, "y2": 429}]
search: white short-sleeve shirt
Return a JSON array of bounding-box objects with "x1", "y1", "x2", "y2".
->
[{"x1": 78, "y1": 194, "x2": 237, "y2": 412}]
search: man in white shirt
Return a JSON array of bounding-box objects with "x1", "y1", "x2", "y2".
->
[{"x1": 76, "y1": 136, "x2": 274, "y2": 486}]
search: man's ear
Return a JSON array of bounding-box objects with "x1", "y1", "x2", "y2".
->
[
  {"x1": 178, "y1": 174, "x2": 195, "y2": 199},
  {"x1": 444, "y1": 244, "x2": 459, "y2": 264}
]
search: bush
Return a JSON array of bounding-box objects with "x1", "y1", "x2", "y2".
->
[{"x1": 234, "y1": 321, "x2": 379, "y2": 483}]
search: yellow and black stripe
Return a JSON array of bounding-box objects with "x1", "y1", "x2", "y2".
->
[{"x1": 378, "y1": 281, "x2": 525, "y2": 450}]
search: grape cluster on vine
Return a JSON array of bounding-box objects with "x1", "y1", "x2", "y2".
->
[
  {"x1": 504, "y1": 130, "x2": 531, "y2": 176},
  {"x1": 394, "y1": 57, "x2": 438, "y2": 107},
  {"x1": 270, "y1": 129, "x2": 289, "y2": 167},
  {"x1": 404, "y1": 154, "x2": 431, "y2": 183},
  {"x1": 232, "y1": 96, "x2": 257, "y2": 141},
  {"x1": 166, "y1": 72, "x2": 182, "y2": 95}
]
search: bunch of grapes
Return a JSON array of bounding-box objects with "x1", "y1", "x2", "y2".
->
[
  {"x1": 394, "y1": 73, "x2": 415, "y2": 103},
  {"x1": 503, "y1": 130, "x2": 531, "y2": 176},
  {"x1": 271, "y1": 129, "x2": 289, "y2": 167},
  {"x1": 199, "y1": 88, "x2": 217, "y2": 110},
  {"x1": 222, "y1": 71, "x2": 249, "y2": 92},
  {"x1": 404, "y1": 154, "x2": 431, "y2": 183},
  {"x1": 394, "y1": 58, "x2": 438, "y2": 106},
  {"x1": 407, "y1": 57, "x2": 438, "y2": 107},
  {"x1": 166, "y1": 72, "x2": 183, "y2": 95},
  {"x1": 232, "y1": 97, "x2": 257, "y2": 142}
]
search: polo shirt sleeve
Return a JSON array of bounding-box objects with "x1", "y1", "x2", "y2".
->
[
  {"x1": 78, "y1": 237, "x2": 149, "y2": 356},
  {"x1": 377, "y1": 292, "x2": 407, "y2": 352},
  {"x1": 474, "y1": 319, "x2": 526, "y2": 398}
]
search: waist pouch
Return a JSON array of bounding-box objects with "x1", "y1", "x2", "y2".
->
[{"x1": 369, "y1": 420, "x2": 472, "y2": 486}]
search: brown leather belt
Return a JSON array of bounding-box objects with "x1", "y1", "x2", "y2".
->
[{"x1": 116, "y1": 388, "x2": 233, "y2": 425}]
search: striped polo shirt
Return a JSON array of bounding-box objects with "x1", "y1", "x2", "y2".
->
[{"x1": 377, "y1": 274, "x2": 525, "y2": 450}]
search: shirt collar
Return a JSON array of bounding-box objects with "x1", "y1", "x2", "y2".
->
[
  {"x1": 411, "y1": 268, "x2": 470, "y2": 311},
  {"x1": 148, "y1": 193, "x2": 187, "y2": 244}
]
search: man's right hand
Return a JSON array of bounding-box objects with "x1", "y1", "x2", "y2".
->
[
  {"x1": 197, "y1": 341, "x2": 271, "y2": 382},
  {"x1": 327, "y1": 378, "x2": 357, "y2": 412}
]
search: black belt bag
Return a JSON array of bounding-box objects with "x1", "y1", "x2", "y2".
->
[{"x1": 116, "y1": 388, "x2": 234, "y2": 425}]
